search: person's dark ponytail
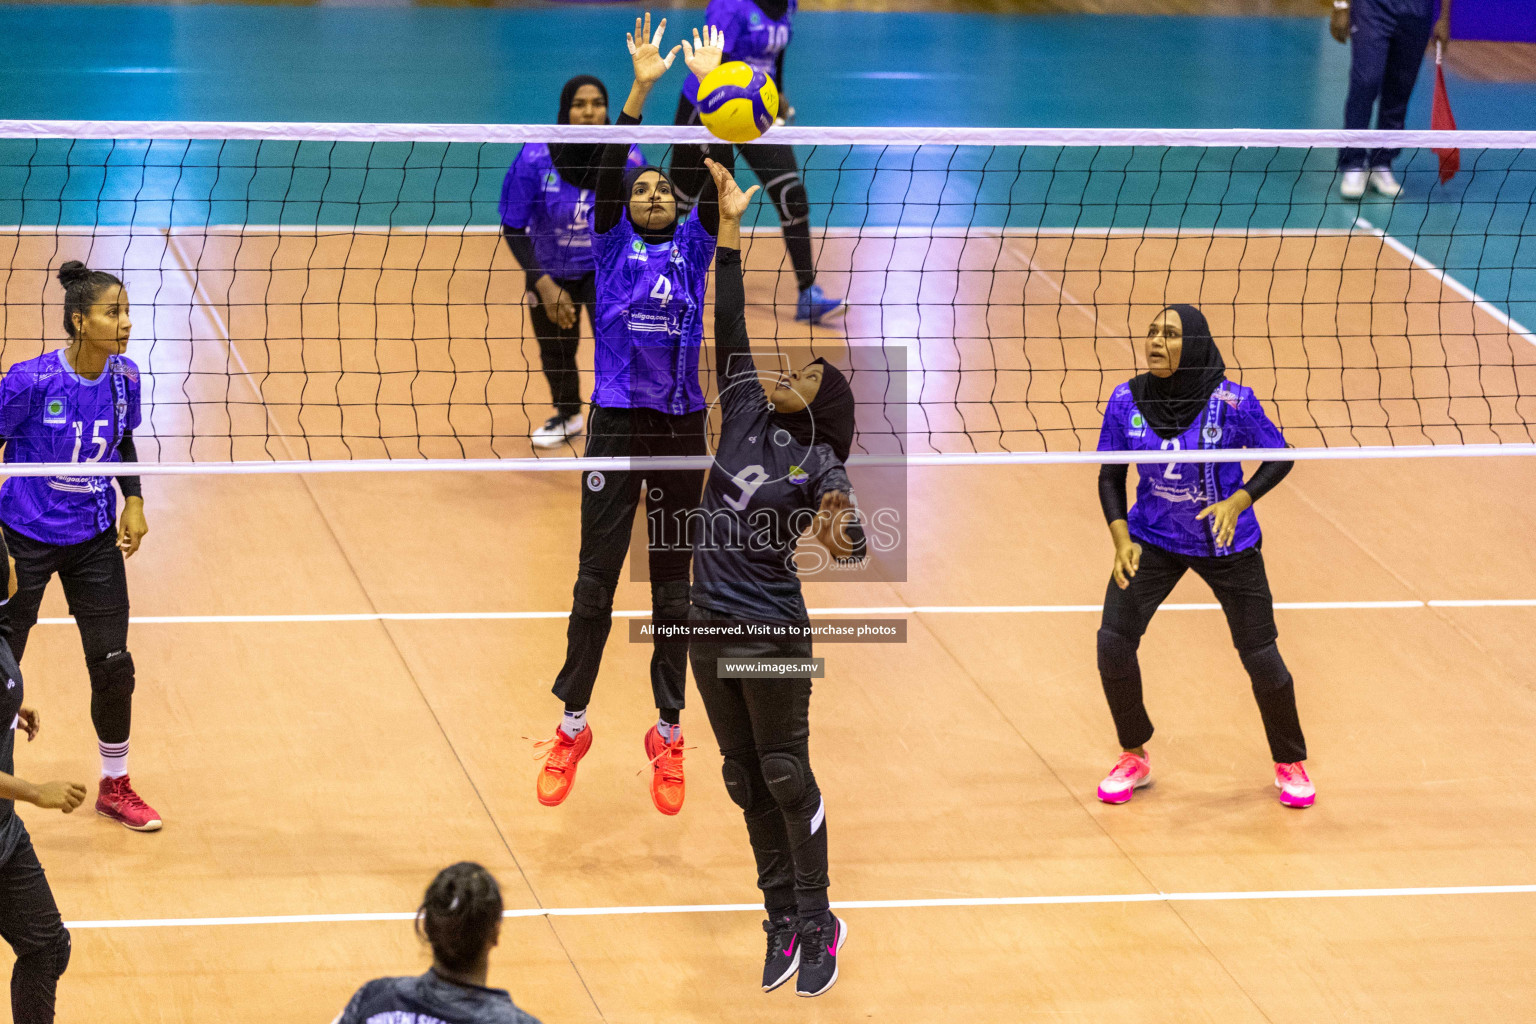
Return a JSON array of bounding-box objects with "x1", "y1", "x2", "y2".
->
[
  {"x1": 57, "y1": 260, "x2": 124, "y2": 338},
  {"x1": 415, "y1": 862, "x2": 503, "y2": 975}
]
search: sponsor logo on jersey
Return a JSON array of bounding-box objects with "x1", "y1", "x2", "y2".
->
[
  {"x1": 1128, "y1": 410, "x2": 1145, "y2": 437},
  {"x1": 1201, "y1": 422, "x2": 1222, "y2": 445},
  {"x1": 628, "y1": 237, "x2": 648, "y2": 261},
  {"x1": 116, "y1": 399, "x2": 128, "y2": 420},
  {"x1": 749, "y1": 10, "x2": 762, "y2": 24},
  {"x1": 787, "y1": 465, "x2": 809, "y2": 485},
  {"x1": 1215, "y1": 386, "x2": 1240, "y2": 409},
  {"x1": 587, "y1": 471, "x2": 606, "y2": 492},
  {"x1": 543, "y1": 170, "x2": 562, "y2": 192},
  {"x1": 5, "y1": 678, "x2": 14, "y2": 691},
  {"x1": 43, "y1": 397, "x2": 66, "y2": 426}
]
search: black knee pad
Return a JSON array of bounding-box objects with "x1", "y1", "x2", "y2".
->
[
  {"x1": 87, "y1": 650, "x2": 135, "y2": 700},
  {"x1": 721, "y1": 755, "x2": 756, "y2": 810},
  {"x1": 18, "y1": 926, "x2": 71, "y2": 982},
  {"x1": 651, "y1": 580, "x2": 690, "y2": 622},
  {"x1": 1096, "y1": 628, "x2": 1139, "y2": 677},
  {"x1": 571, "y1": 577, "x2": 615, "y2": 620},
  {"x1": 1239, "y1": 642, "x2": 1292, "y2": 694},
  {"x1": 760, "y1": 751, "x2": 808, "y2": 808},
  {"x1": 763, "y1": 171, "x2": 810, "y2": 228},
  {"x1": 52, "y1": 927, "x2": 71, "y2": 979}
]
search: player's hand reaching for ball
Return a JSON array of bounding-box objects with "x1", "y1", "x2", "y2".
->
[
  {"x1": 706, "y1": 158, "x2": 760, "y2": 223},
  {"x1": 33, "y1": 780, "x2": 87, "y2": 814},
  {"x1": 1196, "y1": 489, "x2": 1252, "y2": 548},
  {"x1": 627, "y1": 13, "x2": 681, "y2": 89},
  {"x1": 118, "y1": 495, "x2": 148, "y2": 558},
  {"x1": 682, "y1": 25, "x2": 725, "y2": 81}
]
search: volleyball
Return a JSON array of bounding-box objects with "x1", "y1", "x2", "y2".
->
[{"x1": 696, "y1": 61, "x2": 780, "y2": 144}]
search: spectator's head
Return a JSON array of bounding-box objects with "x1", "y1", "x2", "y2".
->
[{"x1": 415, "y1": 862, "x2": 503, "y2": 978}]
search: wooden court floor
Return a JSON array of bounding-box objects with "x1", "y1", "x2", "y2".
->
[{"x1": 1, "y1": 228, "x2": 1534, "y2": 1022}]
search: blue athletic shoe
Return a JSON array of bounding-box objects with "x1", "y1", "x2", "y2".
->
[{"x1": 795, "y1": 285, "x2": 844, "y2": 324}]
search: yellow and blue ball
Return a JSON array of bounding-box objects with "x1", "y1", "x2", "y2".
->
[{"x1": 696, "y1": 61, "x2": 779, "y2": 144}]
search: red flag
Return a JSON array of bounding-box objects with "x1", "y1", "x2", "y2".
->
[{"x1": 1432, "y1": 41, "x2": 1460, "y2": 183}]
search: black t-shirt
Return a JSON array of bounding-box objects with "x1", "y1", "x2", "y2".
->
[
  {"x1": 0, "y1": 631, "x2": 26, "y2": 863},
  {"x1": 691, "y1": 254, "x2": 862, "y2": 625},
  {"x1": 333, "y1": 970, "x2": 541, "y2": 1024}
]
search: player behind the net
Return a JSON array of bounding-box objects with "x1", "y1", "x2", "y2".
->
[
  {"x1": 535, "y1": 15, "x2": 728, "y2": 816},
  {"x1": 1093, "y1": 304, "x2": 1313, "y2": 809},
  {"x1": 0, "y1": 260, "x2": 161, "y2": 831},
  {"x1": 686, "y1": 156, "x2": 863, "y2": 998},
  {"x1": 669, "y1": 0, "x2": 844, "y2": 324}
]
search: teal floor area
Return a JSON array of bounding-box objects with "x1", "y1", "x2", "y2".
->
[{"x1": 0, "y1": 5, "x2": 1532, "y2": 321}]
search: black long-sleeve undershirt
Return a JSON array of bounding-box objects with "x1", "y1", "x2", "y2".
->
[
  {"x1": 594, "y1": 111, "x2": 719, "y2": 238},
  {"x1": 116, "y1": 430, "x2": 141, "y2": 499},
  {"x1": 1097, "y1": 457, "x2": 1293, "y2": 527},
  {"x1": 500, "y1": 224, "x2": 541, "y2": 292},
  {"x1": 714, "y1": 246, "x2": 753, "y2": 396}
]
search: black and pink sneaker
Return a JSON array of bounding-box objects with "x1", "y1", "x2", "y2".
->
[
  {"x1": 761, "y1": 915, "x2": 799, "y2": 992},
  {"x1": 795, "y1": 914, "x2": 847, "y2": 998},
  {"x1": 97, "y1": 775, "x2": 162, "y2": 832}
]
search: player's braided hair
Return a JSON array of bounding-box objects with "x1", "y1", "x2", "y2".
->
[
  {"x1": 57, "y1": 260, "x2": 124, "y2": 339},
  {"x1": 415, "y1": 862, "x2": 503, "y2": 974}
]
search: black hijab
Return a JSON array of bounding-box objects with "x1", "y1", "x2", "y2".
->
[
  {"x1": 550, "y1": 75, "x2": 609, "y2": 191},
  {"x1": 771, "y1": 358, "x2": 856, "y2": 463},
  {"x1": 754, "y1": 0, "x2": 791, "y2": 19},
  {"x1": 623, "y1": 164, "x2": 680, "y2": 244},
  {"x1": 1127, "y1": 303, "x2": 1227, "y2": 441}
]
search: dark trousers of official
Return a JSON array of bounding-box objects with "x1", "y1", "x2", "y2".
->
[
  {"x1": 1339, "y1": 0, "x2": 1435, "y2": 170},
  {"x1": 527, "y1": 273, "x2": 596, "y2": 421},
  {"x1": 689, "y1": 606, "x2": 829, "y2": 920},
  {"x1": 2, "y1": 526, "x2": 134, "y2": 745},
  {"x1": 0, "y1": 825, "x2": 71, "y2": 1024},
  {"x1": 1097, "y1": 541, "x2": 1307, "y2": 764},
  {"x1": 552, "y1": 405, "x2": 706, "y2": 713},
  {"x1": 670, "y1": 95, "x2": 818, "y2": 293}
]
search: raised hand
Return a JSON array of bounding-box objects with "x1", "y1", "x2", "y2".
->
[
  {"x1": 627, "y1": 12, "x2": 680, "y2": 88},
  {"x1": 682, "y1": 25, "x2": 725, "y2": 81},
  {"x1": 706, "y1": 158, "x2": 760, "y2": 222}
]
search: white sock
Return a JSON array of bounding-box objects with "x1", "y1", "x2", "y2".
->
[
  {"x1": 559, "y1": 709, "x2": 587, "y2": 739},
  {"x1": 100, "y1": 739, "x2": 129, "y2": 779},
  {"x1": 655, "y1": 719, "x2": 681, "y2": 744}
]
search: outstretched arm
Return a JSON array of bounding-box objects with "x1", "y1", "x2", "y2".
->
[
  {"x1": 597, "y1": 14, "x2": 681, "y2": 235},
  {"x1": 709, "y1": 158, "x2": 761, "y2": 395}
]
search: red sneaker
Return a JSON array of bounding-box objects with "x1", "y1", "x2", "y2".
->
[
  {"x1": 96, "y1": 775, "x2": 162, "y2": 832},
  {"x1": 536, "y1": 725, "x2": 593, "y2": 807},
  {"x1": 644, "y1": 725, "x2": 686, "y2": 816},
  {"x1": 1275, "y1": 761, "x2": 1316, "y2": 808}
]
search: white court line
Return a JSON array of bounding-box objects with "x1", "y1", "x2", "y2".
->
[
  {"x1": 1354, "y1": 215, "x2": 1536, "y2": 350},
  {"x1": 27, "y1": 600, "x2": 1457, "y2": 626},
  {"x1": 63, "y1": 882, "x2": 1536, "y2": 930}
]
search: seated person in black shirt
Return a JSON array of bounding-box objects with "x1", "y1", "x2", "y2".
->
[{"x1": 331, "y1": 863, "x2": 541, "y2": 1024}]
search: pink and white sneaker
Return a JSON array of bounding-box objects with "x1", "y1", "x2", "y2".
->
[
  {"x1": 1096, "y1": 750, "x2": 1151, "y2": 804},
  {"x1": 96, "y1": 775, "x2": 163, "y2": 831},
  {"x1": 1274, "y1": 762, "x2": 1315, "y2": 808}
]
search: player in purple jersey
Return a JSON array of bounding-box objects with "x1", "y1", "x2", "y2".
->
[
  {"x1": 500, "y1": 75, "x2": 646, "y2": 449},
  {"x1": 688, "y1": 158, "x2": 861, "y2": 997},
  {"x1": 1093, "y1": 304, "x2": 1314, "y2": 809},
  {"x1": 670, "y1": 0, "x2": 845, "y2": 324},
  {"x1": 0, "y1": 261, "x2": 162, "y2": 832},
  {"x1": 0, "y1": 530, "x2": 86, "y2": 1024},
  {"x1": 536, "y1": 15, "x2": 724, "y2": 817}
]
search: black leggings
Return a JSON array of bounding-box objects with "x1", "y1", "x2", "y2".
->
[
  {"x1": 552, "y1": 405, "x2": 706, "y2": 713},
  {"x1": 689, "y1": 606, "x2": 828, "y2": 919},
  {"x1": 0, "y1": 824, "x2": 72, "y2": 1024},
  {"x1": 527, "y1": 272, "x2": 597, "y2": 420},
  {"x1": 670, "y1": 94, "x2": 817, "y2": 293},
  {"x1": 1097, "y1": 541, "x2": 1307, "y2": 764},
  {"x1": 2, "y1": 525, "x2": 135, "y2": 746}
]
